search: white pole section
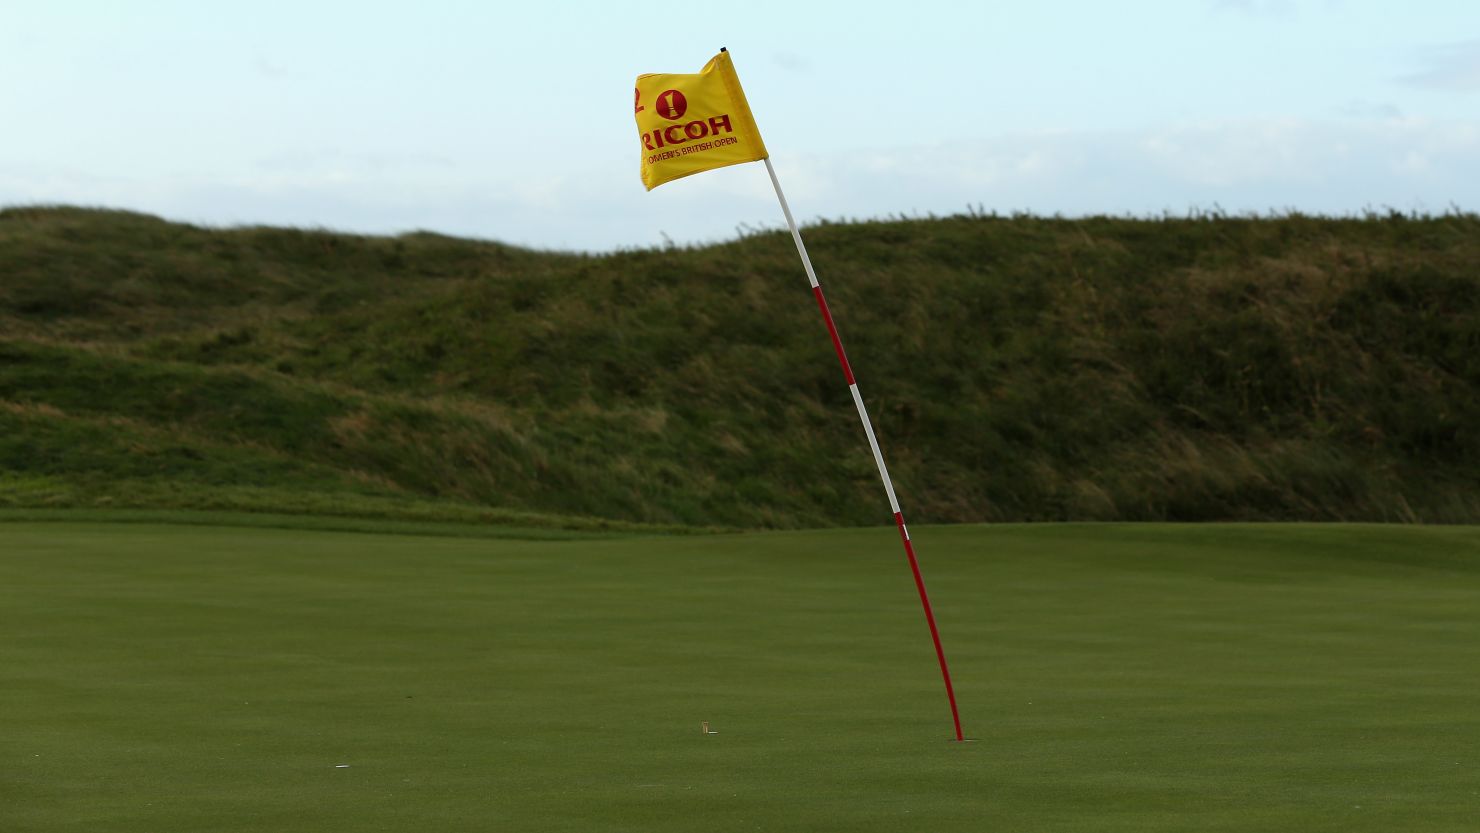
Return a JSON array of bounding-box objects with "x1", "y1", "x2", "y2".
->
[{"x1": 762, "y1": 156, "x2": 964, "y2": 741}]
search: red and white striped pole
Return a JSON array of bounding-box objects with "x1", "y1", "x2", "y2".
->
[{"x1": 763, "y1": 157, "x2": 965, "y2": 742}]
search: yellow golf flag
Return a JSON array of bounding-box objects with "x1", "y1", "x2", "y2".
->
[{"x1": 634, "y1": 50, "x2": 768, "y2": 191}]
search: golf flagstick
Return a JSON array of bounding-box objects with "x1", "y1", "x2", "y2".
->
[
  {"x1": 762, "y1": 157, "x2": 965, "y2": 742},
  {"x1": 634, "y1": 48, "x2": 964, "y2": 741}
]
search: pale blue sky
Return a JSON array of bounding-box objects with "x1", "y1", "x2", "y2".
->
[{"x1": 2, "y1": 0, "x2": 1477, "y2": 250}]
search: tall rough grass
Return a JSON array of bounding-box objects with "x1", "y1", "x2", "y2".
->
[{"x1": 2, "y1": 206, "x2": 1477, "y2": 526}]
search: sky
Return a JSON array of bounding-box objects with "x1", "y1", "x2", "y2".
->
[{"x1": 2, "y1": 0, "x2": 1477, "y2": 251}]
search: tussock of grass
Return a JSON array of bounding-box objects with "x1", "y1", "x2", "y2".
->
[{"x1": 2, "y1": 206, "x2": 1478, "y2": 526}]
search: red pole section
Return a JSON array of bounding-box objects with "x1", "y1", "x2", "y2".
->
[
  {"x1": 895, "y1": 511, "x2": 964, "y2": 742},
  {"x1": 812, "y1": 285, "x2": 855, "y2": 385},
  {"x1": 765, "y1": 157, "x2": 965, "y2": 741}
]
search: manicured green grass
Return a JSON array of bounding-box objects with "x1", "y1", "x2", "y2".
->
[
  {"x1": 0, "y1": 508, "x2": 661, "y2": 541},
  {"x1": 3, "y1": 521, "x2": 1478, "y2": 831}
]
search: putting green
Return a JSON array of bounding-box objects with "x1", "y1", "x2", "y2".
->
[{"x1": 3, "y1": 521, "x2": 1477, "y2": 831}]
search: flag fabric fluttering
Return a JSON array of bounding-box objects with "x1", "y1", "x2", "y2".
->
[{"x1": 633, "y1": 50, "x2": 768, "y2": 191}]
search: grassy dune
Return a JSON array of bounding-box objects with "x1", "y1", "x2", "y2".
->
[
  {"x1": 3, "y1": 522, "x2": 1478, "y2": 832},
  {"x1": 3, "y1": 206, "x2": 1479, "y2": 527}
]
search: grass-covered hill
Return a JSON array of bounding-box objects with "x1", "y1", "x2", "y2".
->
[{"x1": 2, "y1": 206, "x2": 1477, "y2": 528}]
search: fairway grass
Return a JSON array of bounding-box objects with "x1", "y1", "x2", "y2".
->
[{"x1": 3, "y1": 521, "x2": 1478, "y2": 832}]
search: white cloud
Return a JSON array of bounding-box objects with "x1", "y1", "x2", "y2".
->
[
  {"x1": 770, "y1": 51, "x2": 812, "y2": 73},
  {"x1": 724, "y1": 116, "x2": 1480, "y2": 226},
  {"x1": 1340, "y1": 100, "x2": 1403, "y2": 120},
  {"x1": 1210, "y1": 0, "x2": 1296, "y2": 15},
  {"x1": 1401, "y1": 40, "x2": 1480, "y2": 92},
  {"x1": 4, "y1": 116, "x2": 1477, "y2": 251}
]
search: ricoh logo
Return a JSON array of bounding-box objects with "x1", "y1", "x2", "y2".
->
[{"x1": 637, "y1": 88, "x2": 741, "y2": 164}]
